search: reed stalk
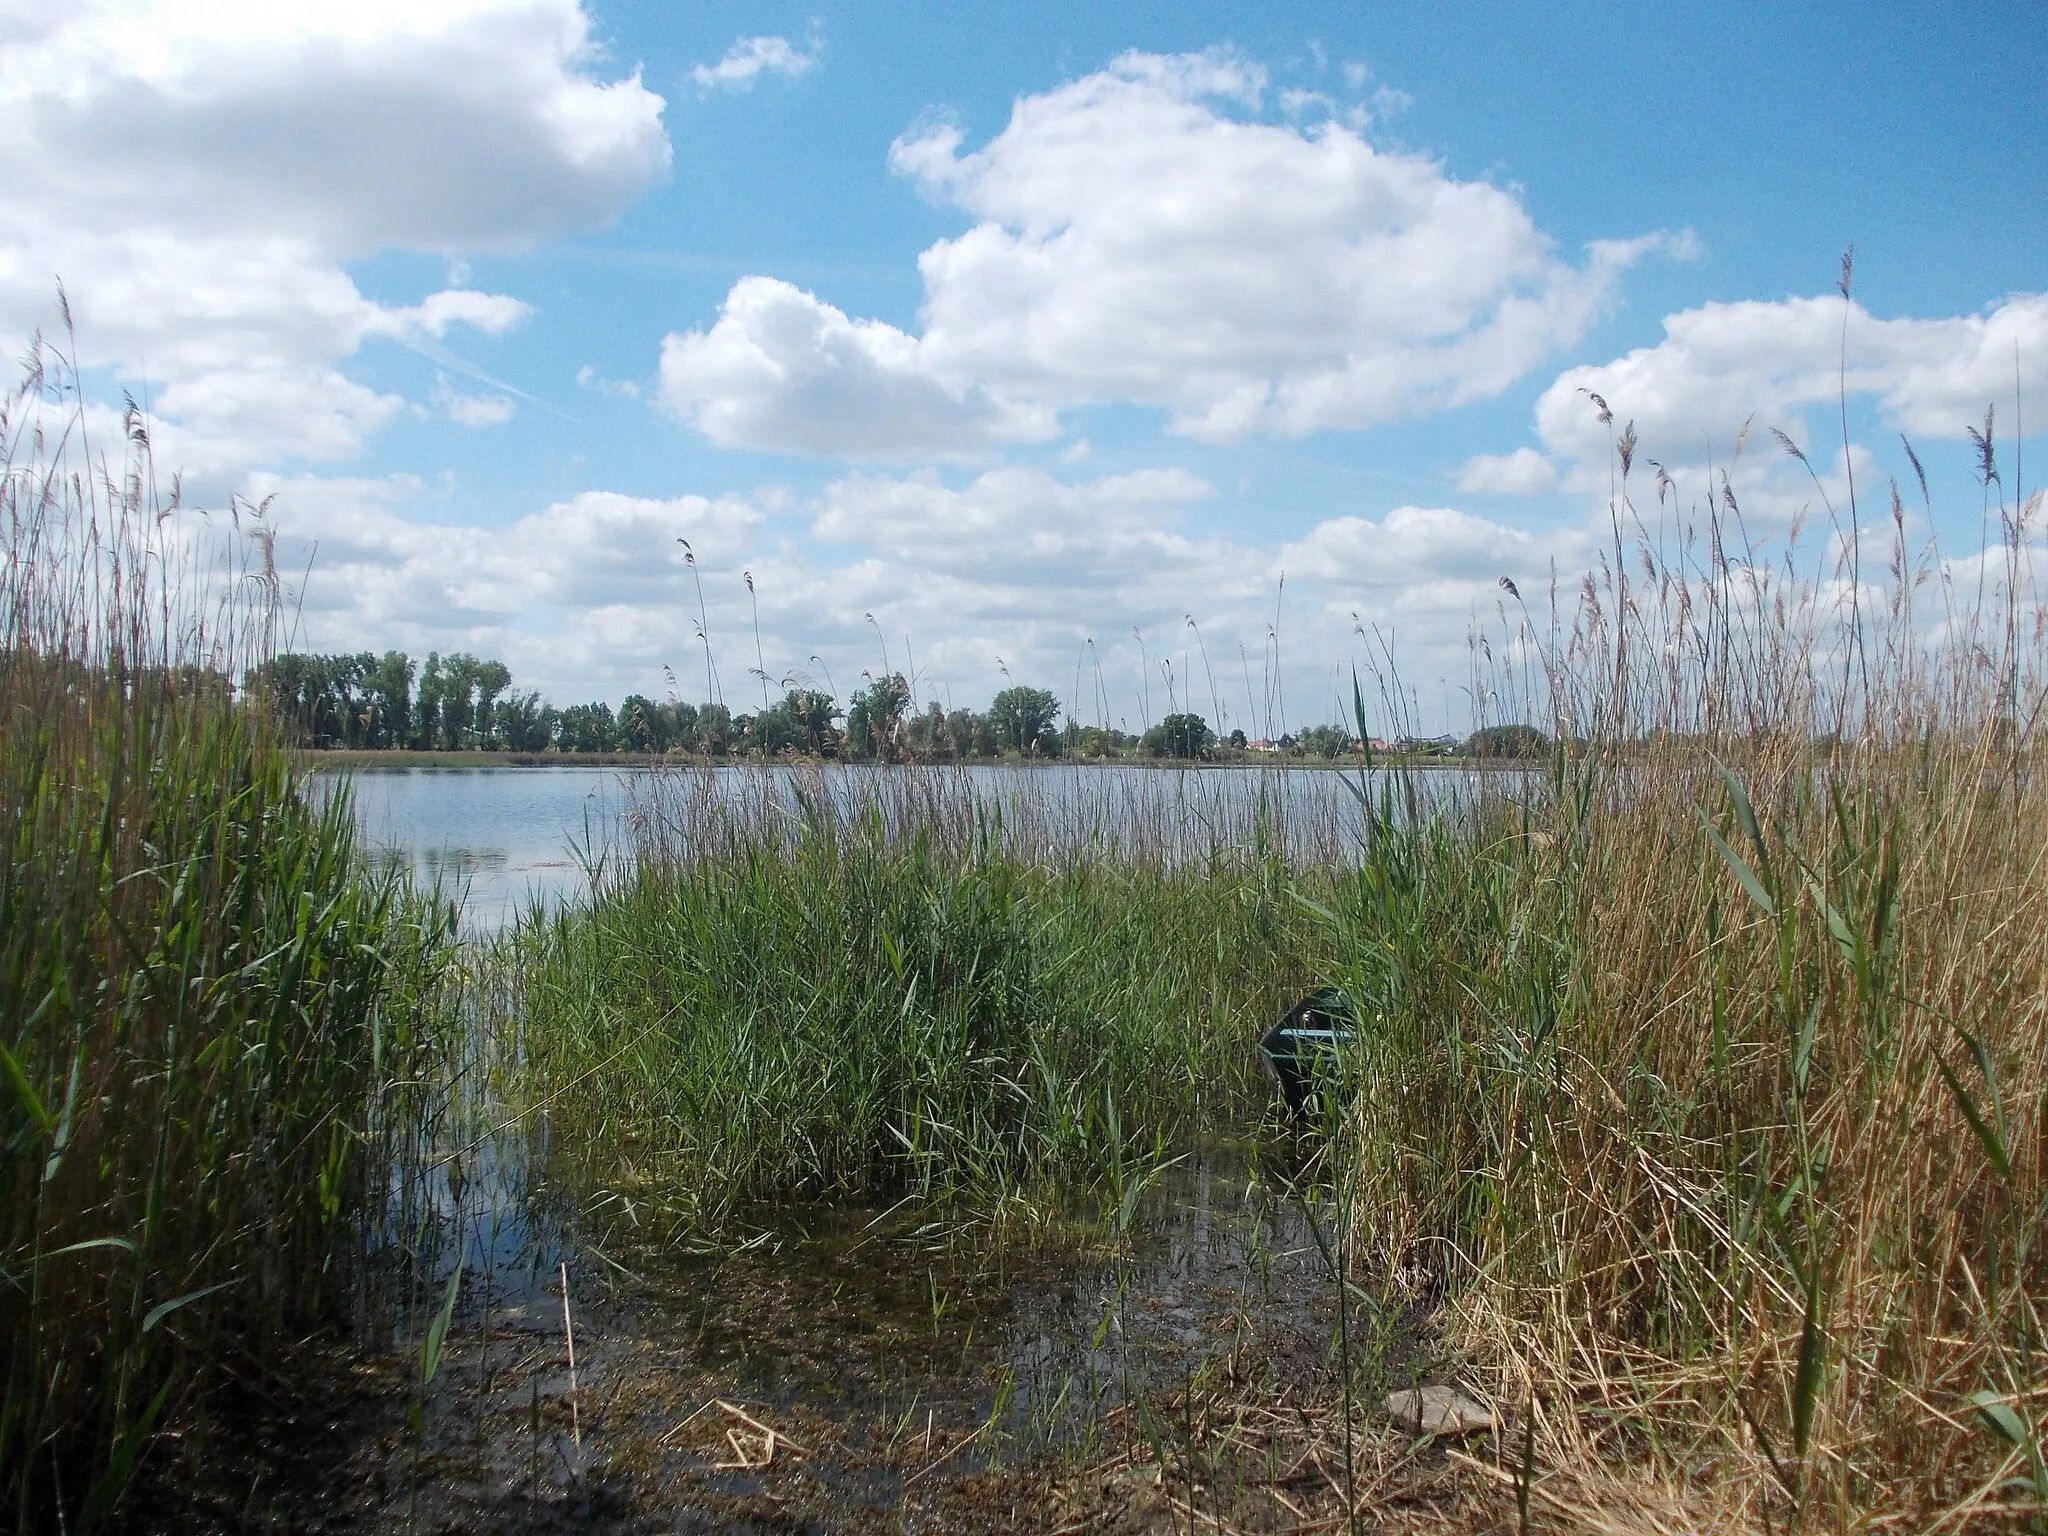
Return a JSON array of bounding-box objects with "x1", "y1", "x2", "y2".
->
[
  {"x1": 1317, "y1": 422, "x2": 2046, "y2": 1529},
  {"x1": 0, "y1": 318, "x2": 451, "y2": 1528}
]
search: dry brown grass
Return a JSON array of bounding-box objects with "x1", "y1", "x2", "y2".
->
[{"x1": 1324, "y1": 404, "x2": 2047, "y2": 1530}]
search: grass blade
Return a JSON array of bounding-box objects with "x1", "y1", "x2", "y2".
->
[{"x1": 1697, "y1": 807, "x2": 1776, "y2": 915}]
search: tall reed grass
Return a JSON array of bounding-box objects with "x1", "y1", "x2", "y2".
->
[
  {"x1": 1316, "y1": 409, "x2": 2047, "y2": 1529},
  {"x1": 501, "y1": 765, "x2": 1338, "y2": 1234},
  {"x1": 466, "y1": 308, "x2": 2043, "y2": 1526},
  {"x1": 503, "y1": 397, "x2": 2043, "y2": 1528},
  {"x1": 0, "y1": 320, "x2": 450, "y2": 1528}
]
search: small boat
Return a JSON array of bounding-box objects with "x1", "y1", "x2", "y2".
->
[{"x1": 1258, "y1": 987, "x2": 1359, "y2": 1119}]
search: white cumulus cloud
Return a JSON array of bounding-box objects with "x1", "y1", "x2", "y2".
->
[
  {"x1": 812, "y1": 466, "x2": 1222, "y2": 586},
  {"x1": 0, "y1": 0, "x2": 668, "y2": 481},
  {"x1": 659, "y1": 276, "x2": 1054, "y2": 456},
  {"x1": 1532, "y1": 293, "x2": 2048, "y2": 497},
  {"x1": 1456, "y1": 447, "x2": 1559, "y2": 495},
  {"x1": 1281, "y1": 505, "x2": 1561, "y2": 587},
  {"x1": 661, "y1": 48, "x2": 1676, "y2": 455},
  {"x1": 257, "y1": 474, "x2": 764, "y2": 695},
  {"x1": 371, "y1": 290, "x2": 535, "y2": 342}
]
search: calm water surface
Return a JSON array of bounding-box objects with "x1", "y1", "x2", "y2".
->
[
  {"x1": 334, "y1": 765, "x2": 644, "y2": 930},
  {"x1": 327, "y1": 761, "x2": 1501, "y2": 930}
]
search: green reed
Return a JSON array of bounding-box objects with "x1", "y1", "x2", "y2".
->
[
  {"x1": 0, "y1": 325, "x2": 453, "y2": 1529},
  {"x1": 498, "y1": 776, "x2": 1335, "y2": 1236}
]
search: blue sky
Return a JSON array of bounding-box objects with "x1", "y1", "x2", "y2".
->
[{"x1": 7, "y1": 1, "x2": 2043, "y2": 734}]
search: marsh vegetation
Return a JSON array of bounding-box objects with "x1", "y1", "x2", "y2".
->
[
  {"x1": 0, "y1": 325, "x2": 457, "y2": 1529},
  {"x1": 4, "y1": 300, "x2": 2044, "y2": 1533}
]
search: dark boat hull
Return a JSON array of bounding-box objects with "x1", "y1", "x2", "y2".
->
[{"x1": 1258, "y1": 987, "x2": 1358, "y2": 1120}]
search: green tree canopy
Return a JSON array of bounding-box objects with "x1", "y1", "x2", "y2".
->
[
  {"x1": 1296, "y1": 724, "x2": 1353, "y2": 760},
  {"x1": 988, "y1": 685, "x2": 1060, "y2": 756},
  {"x1": 845, "y1": 674, "x2": 910, "y2": 761},
  {"x1": 1142, "y1": 711, "x2": 1215, "y2": 760},
  {"x1": 1465, "y1": 723, "x2": 1550, "y2": 759}
]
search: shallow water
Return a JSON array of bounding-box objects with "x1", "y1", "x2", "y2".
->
[
  {"x1": 333, "y1": 764, "x2": 645, "y2": 930},
  {"x1": 285, "y1": 1134, "x2": 1430, "y2": 1532}
]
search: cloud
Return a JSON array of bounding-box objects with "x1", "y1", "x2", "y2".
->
[
  {"x1": 435, "y1": 376, "x2": 516, "y2": 426},
  {"x1": 575, "y1": 363, "x2": 641, "y2": 399},
  {"x1": 1532, "y1": 293, "x2": 2048, "y2": 496},
  {"x1": 372, "y1": 289, "x2": 535, "y2": 342},
  {"x1": 1280, "y1": 505, "x2": 1562, "y2": 587},
  {"x1": 1279, "y1": 87, "x2": 1336, "y2": 118},
  {"x1": 688, "y1": 33, "x2": 817, "y2": 91},
  {"x1": 0, "y1": 0, "x2": 668, "y2": 482},
  {"x1": 659, "y1": 275, "x2": 1054, "y2": 456},
  {"x1": 811, "y1": 465, "x2": 1222, "y2": 586},
  {"x1": 662, "y1": 49, "x2": 1674, "y2": 455},
  {"x1": 1456, "y1": 447, "x2": 1558, "y2": 495},
  {"x1": 258, "y1": 474, "x2": 764, "y2": 688},
  {"x1": 256, "y1": 461, "x2": 1574, "y2": 731}
]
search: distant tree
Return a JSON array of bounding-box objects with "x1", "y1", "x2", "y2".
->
[
  {"x1": 906, "y1": 701, "x2": 950, "y2": 759},
  {"x1": 845, "y1": 674, "x2": 910, "y2": 761},
  {"x1": 555, "y1": 701, "x2": 616, "y2": 753},
  {"x1": 671, "y1": 700, "x2": 701, "y2": 751},
  {"x1": 621, "y1": 693, "x2": 670, "y2": 752},
  {"x1": 471, "y1": 658, "x2": 511, "y2": 746},
  {"x1": 740, "y1": 689, "x2": 838, "y2": 757},
  {"x1": 498, "y1": 690, "x2": 551, "y2": 752},
  {"x1": 364, "y1": 651, "x2": 414, "y2": 748},
  {"x1": 1296, "y1": 724, "x2": 1353, "y2": 760},
  {"x1": 940, "y1": 707, "x2": 979, "y2": 759},
  {"x1": 972, "y1": 711, "x2": 1000, "y2": 758},
  {"x1": 697, "y1": 701, "x2": 733, "y2": 756},
  {"x1": 1465, "y1": 722, "x2": 1550, "y2": 759},
  {"x1": 247, "y1": 653, "x2": 323, "y2": 744},
  {"x1": 1074, "y1": 725, "x2": 1123, "y2": 759},
  {"x1": 437, "y1": 653, "x2": 476, "y2": 747},
  {"x1": 1144, "y1": 711, "x2": 1215, "y2": 760},
  {"x1": 414, "y1": 653, "x2": 444, "y2": 749},
  {"x1": 989, "y1": 686, "x2": 1060, "y2": 756},
  {"x1": 784, "y1": 689, "x2": 838, "y2": 756},
  {"x1": 1228, "y1": 728, "x2": 1247, "y2": 749},
  {"x1": 248, "y1": 651, "x2": 380, "y2": 747}
]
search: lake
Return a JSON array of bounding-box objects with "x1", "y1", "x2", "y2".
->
[{"x1": 325, "y1": 760, "x2": 1501, "y2": 930}]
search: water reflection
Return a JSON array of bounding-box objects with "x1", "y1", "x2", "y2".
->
[{"x1": 323, "y1": 764, "x2": 646, "y2": 931}]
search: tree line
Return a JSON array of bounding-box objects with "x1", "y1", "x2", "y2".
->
[{"x1": 249, "y1": 651, "x2": 1550, "y2": 762}]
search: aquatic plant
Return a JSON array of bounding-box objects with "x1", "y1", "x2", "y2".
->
[
  {"x1": 499, "y1": 767, "x2": 1337, "y2": 1233},
  {"x1": 0, "y1": 317, "x2": 452, "y2": 1529}
]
